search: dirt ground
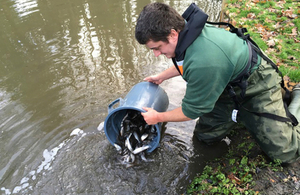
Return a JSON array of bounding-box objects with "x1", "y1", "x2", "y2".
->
[{"x1": 253, "y1": 160, "x2": 300, "y2": 195}]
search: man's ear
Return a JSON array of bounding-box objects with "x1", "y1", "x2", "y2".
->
[
  {"x1": 168, "y1": 29, "x2": 179, "y2": 43},
  {"x1": 170, "y1": 29, "x2": 179, "y2": 38}
]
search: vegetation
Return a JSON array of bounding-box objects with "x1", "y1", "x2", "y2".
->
[
  {"x1": 224, "y1": 0, "x2": 300, "y2": 82},
  {"x1": 187, "y1": 128, "x2": 283, "y2": 194},
  {"x1": 187, "y1": 0, "x2": 299, "y2": 194}
]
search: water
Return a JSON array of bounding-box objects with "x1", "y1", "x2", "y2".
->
[{"x1": 0, "y1": 0, "x2": 226, "y2": 194}]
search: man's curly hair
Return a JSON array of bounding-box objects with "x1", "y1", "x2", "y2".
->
[{"x1": 135, "y1": 2, "x2": 185, "y2": 44}]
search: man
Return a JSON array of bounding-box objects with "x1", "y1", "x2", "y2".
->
[{"x1": 135, "y1": 2, "x2": 300, "y2": 163}]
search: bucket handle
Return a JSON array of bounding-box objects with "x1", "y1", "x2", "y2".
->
[{"x1": 108, "y1": 98, "x2": 123, "y2": 113}]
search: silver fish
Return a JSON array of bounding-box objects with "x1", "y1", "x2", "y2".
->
[
  {"x1": 141, "y1": 133, "x2": 148, "y2": 141},
  {"x1": 123, "y1": 154, "x2": 130, "y2": 163},
  {"x1": 125, "y1": 133, "x2": 133, "y2": 152},
  {"x1": 140, "y1": 152, "x2": 154, "y2": 162},
  {"x1": 114, "y1": 143, "x2": 122, "y2": 152},
  {"x1": 122, "y1": 153, "x2": 135, "y2": 165},
  {"x1": 133, "y1": 131, "x2": 141, "y2": 143},
  {"x1": 140, "y1": 152, "x2": 147, "y2": 162},
  {"x1": 132, "y1": 145, "x2": 150, "y2": 155},
  {"x1": 120, "y1": 113, "x2": 129, "y2": 136},
  {"x1": 130, "y1": 153, "x2": 135, "y2": 163},
  {"x1": 120, "y1": 126, "x2": 124, "y2": 137}
]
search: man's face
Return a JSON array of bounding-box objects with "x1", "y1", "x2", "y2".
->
[{"x1": 145, "y1": 29, "x2": 178, "y2": 59}]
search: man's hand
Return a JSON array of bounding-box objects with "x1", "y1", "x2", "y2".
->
[
  {"x1": 143, "y1": 65, "x2": 181, "y2": 85},
  {"x1": 141, "y1": 107, "x2": 160, "y2": 125},
  {"x1": 143, "y1": 75, "x2": 164, "y2": 85},
  {"x1": 141, "y1": 107, "x2": 192, "y2": 125}
]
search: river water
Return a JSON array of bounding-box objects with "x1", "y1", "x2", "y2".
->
[{"x1": 0, "y1": 0, "x2": 226, "y2": 194}]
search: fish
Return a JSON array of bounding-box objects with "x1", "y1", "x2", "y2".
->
[
  {"x1": 114, "y1": 110, "x2": 157, "y2": 166},
  {"x1": 120, "y1": 113, "x2": 129, "y2": 136},
  {"x1": 132, "y1": 145, "x2": 150, "y2": 155},
  {"x1": 114, "y1": 143, "x2": 122, "y2": 152},
  {"x1": 125, "y1": 133, "x2": 133, "y2": 152},
  {"x1": 140, "y1": 152, "x2": 147, "y2": 162},
  {"x1": 141, "y1": 133, "x2": 148, "y2": 141},
  {"x1": 120, "y1": 125, "x2": 125, "y2": 137},
  {"x1": 130, "y1": 153, "x2": 135, "y2": 163},
  {"x1": 133, "y1": 131, "x2": 141, "y2": 143},
  {"x1": 140, "y1": 152, "x2": 154, "y2": 162}
]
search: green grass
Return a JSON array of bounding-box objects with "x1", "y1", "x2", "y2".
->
[{"x1": 225, "y1": 0, "x2": 300, "y2": 82}]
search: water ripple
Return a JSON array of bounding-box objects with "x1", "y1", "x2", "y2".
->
[{"x1": 12, "y1": 0, "x2": 39, "y2": 18}]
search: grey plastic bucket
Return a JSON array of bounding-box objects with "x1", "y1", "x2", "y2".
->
[{"x1": 104, "y1": 82, "x2": 169, "y2": 153}]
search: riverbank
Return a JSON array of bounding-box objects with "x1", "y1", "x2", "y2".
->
[
  {"x1": 187, "y1": 0, "x2": 300, "y2": 194},
  {"x1": 188, "y1": 127, "x2": 300, "y2": 194}
]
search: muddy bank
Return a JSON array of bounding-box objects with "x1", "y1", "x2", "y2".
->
[{"x1": 253, "y1": 160, "x2": 300, "y2": 195}]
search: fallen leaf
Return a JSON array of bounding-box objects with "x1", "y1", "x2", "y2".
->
[
  {"x1": 274, "y1": 22, "x2": 282, "y2": 29},
  {"x1": 265, "y1": 18, "x2": 273, "y2": 23},
  {"x1": 225, "y1": 10, "x2": 230, "y2": 16},
  {"x1": 237, "y1": 187, "x2": 244, "y2": 193},
  {"x1": 228, "y1": 172, "x2": 241, "y2": 184},
  {"x1": 283, "y1": 178, "x2": 289, "y2": 182},
  {"x1": 287, "y1": 22, "x2": 295, "y2": 27},
  {"x1": 231, "y1": 19, "x2": 237, "y2": 27},
  {"x1": 229, "y1": 12, "x2": 238, "y2": 18},
  {"x1": 275, "y1": 0, "x2": 285, "y2": 8},
  {"x1": 277, "y1": 44, "x2": 282, "y2": 51},
  {"x1": 283, "y1": 9, "x2": 297, "y2": 19},
  {"x1": 266, "y1": 48, "x2": 276, "y2": 54},
  {"x1": 268, "y1": 8, "x2": 278, "y2": 13},
  {"x1": 262, "y1": 31, "x2": 276, "y2": 41},
  {"x1": 290, "y1": 28, "x2": 298, "y2": 36},
  {"x1": 247, "y1": 13, "x2": 256, "y2": 19},
  {"x1": 270, "y1": 179, "x2": 275, "y2": 183}
]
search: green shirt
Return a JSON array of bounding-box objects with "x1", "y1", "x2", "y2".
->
[{"x1": 181, "y1": 24, "x2": 252, "y2": 119}]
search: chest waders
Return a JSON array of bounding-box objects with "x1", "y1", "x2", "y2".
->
[
  {"x1": 207, "y1": 21, "x2": 298, "y2": 126},
  {"x1": 172, "y1": 3, "x2": 298, "y2": 126}
]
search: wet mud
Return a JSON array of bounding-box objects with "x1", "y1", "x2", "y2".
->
[{"x1": 253, "y1": 161, "x2": 300, "y2": 195}]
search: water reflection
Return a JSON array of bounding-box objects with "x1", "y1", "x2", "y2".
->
[
  {"x1": 13, "y1": 0, "x2": 39, "y2": 18},
  {"x1": 0, "y1": 0, "x2": 222, "y2": 194}
]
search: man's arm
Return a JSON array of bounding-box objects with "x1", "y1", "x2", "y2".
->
[
  {"x1": 144, "y1": 65, "x2": 180, "y2": 84},
  {"x1": 141, "y1": 106, "x2": 192, "y2": 125}
]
